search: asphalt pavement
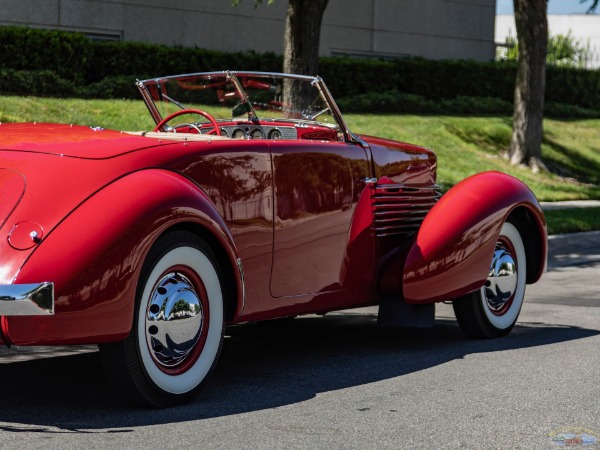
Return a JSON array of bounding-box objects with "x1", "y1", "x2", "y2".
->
[
  {"x1": 548, "y1": 230, "x2": 600, "y2": 268},
  {"x1": 0, "y1": 229, "x2": 598, "y2": 449}
]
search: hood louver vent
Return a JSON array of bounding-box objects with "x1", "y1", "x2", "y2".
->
[{"x1": 372, "y1": 184, "x2": 441, "y2": 237}]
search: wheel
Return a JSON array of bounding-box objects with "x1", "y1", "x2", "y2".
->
[
  {"x1": 153, "y1": 108, "x2": 221, "y2": 135},
  {"x1": 452, "y1": 221, "x2": 526, "y2": 338},
  {"x1": 100, "y1": 230, "x2": 224, "y2": 407}
]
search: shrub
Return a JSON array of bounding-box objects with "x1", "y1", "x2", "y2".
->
[
  {"x1": 80, "y1": 75, "x2": 142, "y2": 99},
  {"x1": 1, "y1": 26, "x2": 600, "y2": 114},
  {"x1": 337, "y1": 89, "x2": 600, "y2": 118},
  {"x1": 0, "y1": 26, "x2": 91, "y2": 83},
  {"x1": 0, "y1": 69, "x2": 76, "y2": 96}
]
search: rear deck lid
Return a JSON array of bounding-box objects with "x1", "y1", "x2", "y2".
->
[
  {"x1": 0, "y1": 122, "x2": 166, "y2": 158},
  {"x1": 0, "y1": 168, "x2": 25, "y2": 228}
]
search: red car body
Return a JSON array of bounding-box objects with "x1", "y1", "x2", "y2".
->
[{"x1": 0, "y1": 71, "x2": 547, "y2": 406}]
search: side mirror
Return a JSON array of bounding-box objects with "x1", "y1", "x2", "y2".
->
[{"x1": 232, "y1": 101, "x2": 252, "y2": 117}]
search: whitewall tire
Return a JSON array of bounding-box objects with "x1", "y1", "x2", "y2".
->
[
  {"x1": 453, "y1": 221, "x2": 527, "y2": 338},
  {"x1": 100, "y1": 230, "x2": 224, "y2": 407}
]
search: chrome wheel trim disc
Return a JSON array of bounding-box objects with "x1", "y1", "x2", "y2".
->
[
  {"x1": 145, "y1": 272, "x2": 204, "y2": 369},
  {"x1": 480, "y1": 222, "x2": 526, "y2": 330},
  {"x1": 484, "y1": 243, "x2": 518, "y2": 314},
  {"x1": 137, "y1": 246, "x2": 223, "y2": 394}
]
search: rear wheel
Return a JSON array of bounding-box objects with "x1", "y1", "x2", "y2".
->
[
  {"x1": 100, "y1": 230, "x2": 224, "y2": 407},
  {"x1": 453, "y1": 221, "x2": 526, "y2": 338}
]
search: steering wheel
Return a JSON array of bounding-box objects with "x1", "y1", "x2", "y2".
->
[{"x1": 153, "y1": 109, "x2": 221, "y2": 136}]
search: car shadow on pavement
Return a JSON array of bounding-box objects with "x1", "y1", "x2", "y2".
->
[{"x1": 0, "y1": 313, "x2": 597, "y2": 433}]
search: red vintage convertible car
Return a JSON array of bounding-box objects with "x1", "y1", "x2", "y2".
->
[{"x1": 0, "y1": 71, "x2": 547, "y2": 407}]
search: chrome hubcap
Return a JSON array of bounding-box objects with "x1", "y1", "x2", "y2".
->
[
  {"x1": 145, "y1": 272, "x2": 203, "y2": 368},
  {"x1": 484, "y1": 242, "x2": 518, "y2": 312}
]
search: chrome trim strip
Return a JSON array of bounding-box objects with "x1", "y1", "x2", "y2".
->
[
  {"x1": 136, "y1": 80, "x2": 163, "y2": 126},
  {"x1": 371, "y1": 184, "x2": 442, "y2": 237},
  {"x1": 236, "y1": 257, "x2": 246, "y2": 318},
  {"x1": 138, "y1": 71, "x2": 318, "y2": 85},
  {"x1": 0, "y1": 282, "x2": 54, "y2": 316},
  {"x1": 314, "y1": 76, "x2": 351, "y2": 142},
  {"x1": 226, "y1": 70, "x2": 257, "y2": 120}
]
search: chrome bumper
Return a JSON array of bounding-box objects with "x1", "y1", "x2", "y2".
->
[{"x1": 0, "y1": 282, "x2": 54, "y2": 316}]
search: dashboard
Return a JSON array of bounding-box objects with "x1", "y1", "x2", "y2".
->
[
  {"x1": 188, "y1": 120, "x2": 338, "y2": 141},
  {"x1": 216, "y1": 124, "x2": 297, "y2": 140}
]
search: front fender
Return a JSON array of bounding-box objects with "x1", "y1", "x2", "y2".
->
[
  {"x1": 3, "y1": 169, "x2": 240, "y2": 345},
  {"x1": 401, "y1": 171, "x2": 545, "y2": 304}
]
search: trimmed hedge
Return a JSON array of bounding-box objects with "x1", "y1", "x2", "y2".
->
[
  {"x1": 0, "y1": 26, "x2": 282, "y2": 85},
  {"x1": 2, "y1": 26, "x2": 600, "y2": 114},
  {"x1": 0, "y1": 27, "x2": 91, "y2": 83},
  {"x1": 0, "y1": 69, "x2": 77, "y2": 96},
  {"x1": 336, "y1": 89, "x2": 600, "y2": 118},
  {"x1": 86, "y1": 41, "x2": 282, "y2": 83}
]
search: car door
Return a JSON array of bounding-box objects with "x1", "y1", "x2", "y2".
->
[{"x1": 268, "y1": 140, "x2": 372, "y2": 299}]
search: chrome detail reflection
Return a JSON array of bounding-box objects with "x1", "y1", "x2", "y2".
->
[
  {"x1": 484, "y1": 243, "x2": 518, "y2": 311},
  {"x1": 236, "y1": 257, "x2": 245, "y2": 317},
  {"x1": 372, "y1": 184, "x2": 442, "y2": 237},
  {"x1": 145, "y1": 272, "x2": 203, "y2": 368},
  {"x1": 0, "y1": 282, "x2": 54, "y2": 315}
]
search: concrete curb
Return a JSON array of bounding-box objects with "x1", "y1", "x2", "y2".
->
[{"x1": 540, "y1": 200, "x2": 600, "y2": 210}]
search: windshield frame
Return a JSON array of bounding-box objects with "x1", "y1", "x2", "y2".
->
[{"x1": 136, "y1": 70, "x2": 352, "y2": 142}]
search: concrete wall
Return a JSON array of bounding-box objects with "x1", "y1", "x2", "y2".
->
[
  {"x1": 0, "y1": 0, "x2": 496, "y2": 62},
  {"x1": 324, "y1": 0, "x2": 496, "y2": 61}
]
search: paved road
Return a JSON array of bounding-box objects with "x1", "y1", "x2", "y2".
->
[{"x1": 0, "y1": 233, "x2": 598, "y2": 449}]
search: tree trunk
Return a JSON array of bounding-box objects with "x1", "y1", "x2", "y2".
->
[
  {"x1": 283, "y1": 0, "x2": 328, "y2": 75},
  {"x1": 282, "y1": 0, "x2": 329, "y2": 108},
  {"x1": 509, "y1": 0, "x2": 548, "y2": 172}
]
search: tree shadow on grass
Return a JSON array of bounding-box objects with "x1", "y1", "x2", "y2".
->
[
  {"x1": 542, "y1": 135, "x2": 600, "y2": 186},
  {"x1": 0, "y1": 313, "x2": 597, "y2": 433}
]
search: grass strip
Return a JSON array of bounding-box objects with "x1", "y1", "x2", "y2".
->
[
  {"x1": 2, "y1": 95, "x2": 600, "y2": 203},
  {"x1": 545, "y1": 207, "x2": 600, "y2": 235}
]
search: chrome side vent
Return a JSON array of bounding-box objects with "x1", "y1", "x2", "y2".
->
[{"x1": 372, "y1": 184, "x2": 442, "y2": 237}]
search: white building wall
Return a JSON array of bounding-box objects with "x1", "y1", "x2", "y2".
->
[
  {"x1": 0, "y1": 0, "x2": 497, "y2": 62},
  {"x1": 496, "y1": 14, "x2": 600, "y2": 67}
]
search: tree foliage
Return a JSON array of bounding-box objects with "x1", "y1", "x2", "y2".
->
[
  {"x1": 499, "y1": 32, "x2": 594, "y2": 69},
  {"x1": 583, "y1": 0, "x2": 599, "y2": 13}
]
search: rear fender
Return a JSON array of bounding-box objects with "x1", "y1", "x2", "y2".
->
[
  {"x1": 3, "y1": 169, "x2": 241, "y2": 345},
  {"x1": 399, "y1": 172, "x2": 546, "y2": 304}
]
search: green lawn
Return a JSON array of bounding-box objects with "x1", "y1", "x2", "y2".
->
[
  {"x1": 0, "y1": 96, "x2": 155, "y2": 131},
  {"x1": 2, "y1": 94, "x2": 600, "y2": 206},
  {"x1": 345, "y1": 114, "x2": 600, "y2": 201},
  {"x1": 545, "y1": 207, "x2": 600, "y2": 235}
]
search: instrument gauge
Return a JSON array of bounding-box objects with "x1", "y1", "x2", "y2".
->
[
  {"x1": 232, "y1": 128, "x2": 245, "y2": 139},
  {"x1": 269, "y1": 129, "x2": 282, "y2": 140},
  {"x1": 250, "y1": 128, "x2": 264, "y2": 139}
]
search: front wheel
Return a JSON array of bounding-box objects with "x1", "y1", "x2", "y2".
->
[
  {"x1": 100, "y1": 231, "x2": 224, "y2": 407},
  {"x1": 453, "y1": 221, "x2": 526, "y2": 338}
]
